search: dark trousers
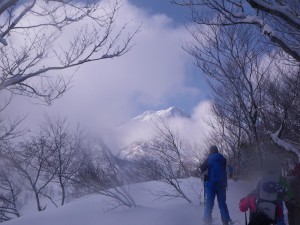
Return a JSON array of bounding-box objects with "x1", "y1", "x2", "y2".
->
[{"x1": 203, "y1": 182, "x2": 230, "y2": 224}]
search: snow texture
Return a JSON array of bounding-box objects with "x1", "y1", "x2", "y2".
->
[{"x1": 2, "y1": 179, "x2": 264, "y2": 225}]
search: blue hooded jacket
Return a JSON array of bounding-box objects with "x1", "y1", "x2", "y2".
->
[{"x1": 200, "y1": 152, "x2": 227, "y2": 187}]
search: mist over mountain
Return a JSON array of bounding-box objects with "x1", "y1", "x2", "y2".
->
[
  {"x1": 117, "y1": 106, "x2": 190, "y2": 160},
  {"x1": 115, "y1": 101, "x2": 212, "y2": 161}
]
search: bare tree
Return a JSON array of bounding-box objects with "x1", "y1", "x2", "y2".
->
[
  {"x1": 135, "y1": 157, "x2": 165, "y2": 181},
  {"x1": 6, "y1": 136, "x2": 56, "y2": 211},
  {"x1": 139, "y1": 120, "x2": 193, "y2": 203},
  {"x1": 0, "y1": 0, "x2": 138, "y2": 103},
  {"x1": 172, "y1": 0, "x2": 300, "y2": 166},
  {"x1": 172, "y1": 0, "x2": 300, "y2": 63},
  {"x1": 0, "y1": 163, "x2": 21, "y2": 222},
  {"x1": 40, "y1": 115, "x2": 84, "y2": 206},
  {"x1": 0, "y1": 94, "x2": 24, "y2": 145},
  {"x1": 264, "y1": 67, "x2": 300, "y2": 161},
  {"x1": 186, "y1": 23, "x2": 273, "y2": 166},
  {"x1": 73, "y1": 139, "x2": 136, "y2": 209},
  {"x1": 153, "y1": 120, "x2": 191, "y2": 178}
]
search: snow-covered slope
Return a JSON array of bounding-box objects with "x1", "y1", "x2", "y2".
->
[
  {"x1": 118, "y1": 141, "x2": 154, "y2": 160},
  {"x1": 3, "y1": 179, "x2": 257, "y2": 225}
]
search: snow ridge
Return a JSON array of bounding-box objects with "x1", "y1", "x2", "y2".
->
[{"x1": 131, "y1": 106, "x2": 189, "y2": 122}]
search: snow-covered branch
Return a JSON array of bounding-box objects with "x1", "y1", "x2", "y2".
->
[
  {"x1": 173, "y1": 0, "x2": 300, "y2": 62},
  {"x1": 247, "y1": 0, "x2": 300, "y2": 30},
  {"x1": 268, "y1": 129, "x2": 300, "y2": 162}
]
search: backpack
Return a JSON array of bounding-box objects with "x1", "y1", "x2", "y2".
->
[
  {"x1": 257, "y1": 156, "x2": 282, "y2": 223},
  {"x1": 239, "y1": 195, "x2": 282, "y2": 225}
]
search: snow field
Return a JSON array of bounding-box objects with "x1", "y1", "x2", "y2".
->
[{"x1": 3, "y1": 178, "x2": 256, "y2": 225}]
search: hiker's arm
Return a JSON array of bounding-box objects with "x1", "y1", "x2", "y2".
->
[{"x1": 200, "y1": 158, "x2": 208, "y2": 173}]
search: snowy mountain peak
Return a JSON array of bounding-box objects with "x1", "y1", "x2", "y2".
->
[
  {"x1": 157, "y1": 106, "x2": 188, "y2": 118},
  {"x1": 132, "y1": 106, "x2": 189, "y2": 122}
]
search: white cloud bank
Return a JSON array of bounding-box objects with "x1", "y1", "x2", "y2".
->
[{"x1": 4, "y1": 0, "x2": 210, "y2": 151}]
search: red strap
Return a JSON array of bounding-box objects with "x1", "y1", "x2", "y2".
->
[
  {"x1": 239, "y1": 194, "x2": 257, "y2": 212},
  {"x1": 276, "y1": 202, "x2": 283, "y2": 218},
  {"x1": 248, "y1": 195, "x2": 256, "y2": 212},
  {"x1": 239, "y1": 197, "x2": 249, "y2": 212}
]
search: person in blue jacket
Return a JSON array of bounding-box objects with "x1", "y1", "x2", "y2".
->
[{"x1": 200, "y1": 145, "x2": 233, "y2": 225}]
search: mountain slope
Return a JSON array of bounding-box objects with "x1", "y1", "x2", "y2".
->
[{"x1": 118, "y1": 141, "x2": 154, "y2": 160}]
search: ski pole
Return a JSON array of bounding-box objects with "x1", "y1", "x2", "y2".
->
[{"x1": 203, "y1": 180, "x2": 206, "y2": 205}]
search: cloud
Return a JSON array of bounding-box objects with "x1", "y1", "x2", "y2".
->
[
  {"x1": 4, "y1": 0, "x2": 205, "y2": 151},
  {"x1": 178, "y1": 100, "x2": 214, "y2": 144}
]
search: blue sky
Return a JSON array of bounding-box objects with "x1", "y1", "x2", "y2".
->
[
  {"x1": 128, "y1": 0, "x2": 189, "y2": 25},
  {"x1": 127, "y1": 0, "x2": 210, "y2": 113}
]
